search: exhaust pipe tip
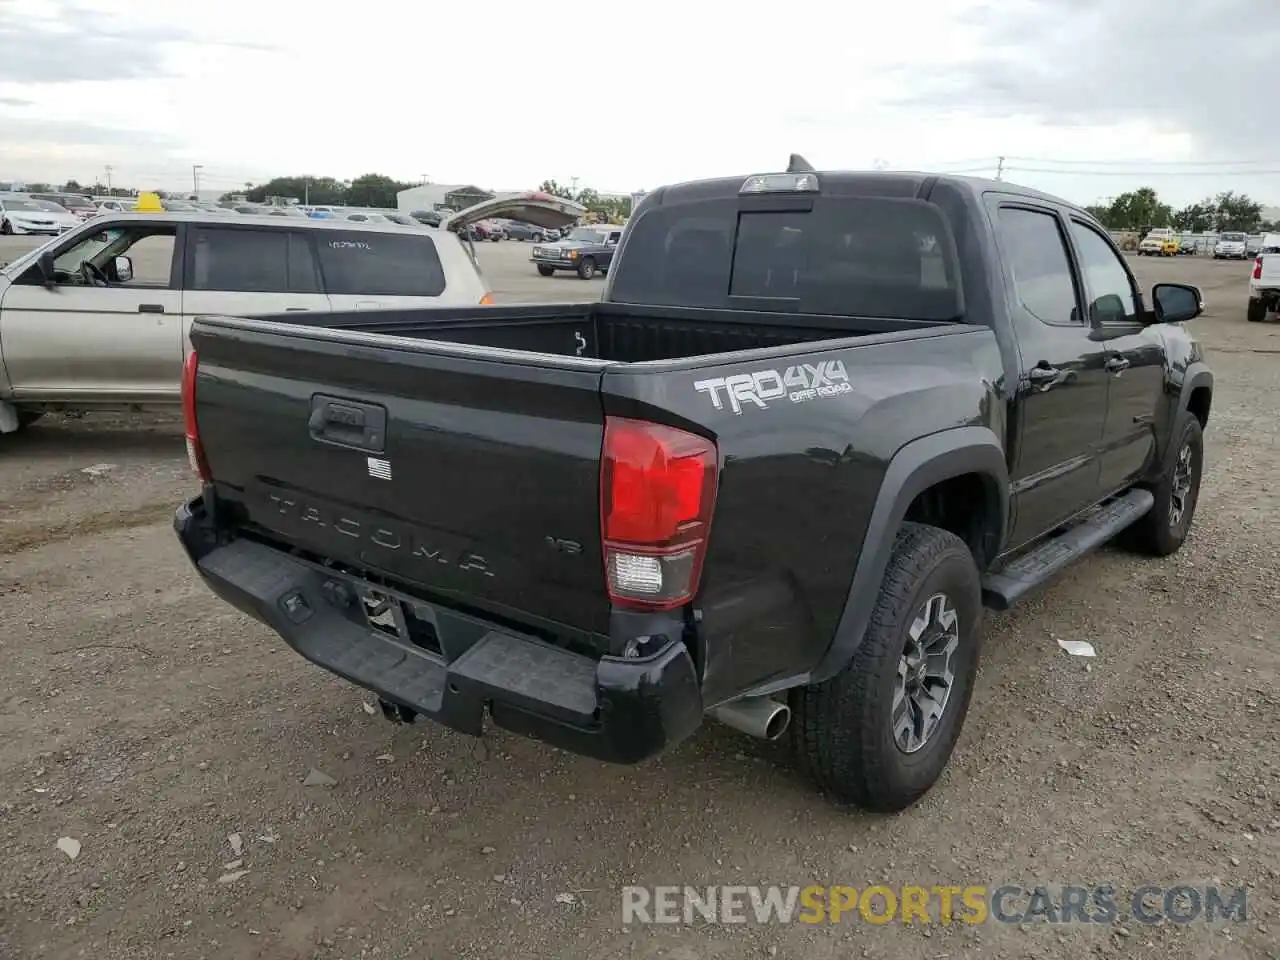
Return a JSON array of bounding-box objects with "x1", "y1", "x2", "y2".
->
[{"x1": 710, "y1": 697, "x2": 791, "y2": 741}]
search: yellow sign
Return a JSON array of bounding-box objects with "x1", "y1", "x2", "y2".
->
[{"x1": 134, "y1": 192, "x2": 163, "y2": 212}]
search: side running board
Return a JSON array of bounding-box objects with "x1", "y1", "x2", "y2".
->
[{"x1": 982, "y1": 488, "x2": 1155, "y2": 611}]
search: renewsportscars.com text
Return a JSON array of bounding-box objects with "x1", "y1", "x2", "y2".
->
[{"x1": 621, "y1": 884, "x2": 1248, "y2": 926}]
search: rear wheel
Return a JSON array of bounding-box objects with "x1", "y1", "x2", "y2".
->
[
  {"x1": 1247, "y1": 298, "x2": 1267, "y2": 323},
  {"x1": 536, "y1": 265, "x2": 555, "y2": 277},
  {"x1": 576, "y1": 257, "x2": 597, "y2": 280},
  {"x1": 790, "y1": 523, "x2": 983, "y2": 812}
]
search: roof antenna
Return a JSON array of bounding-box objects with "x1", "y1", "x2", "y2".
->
[{"x1": 787, "y1": 153, "x2": 815, "y2": 173}]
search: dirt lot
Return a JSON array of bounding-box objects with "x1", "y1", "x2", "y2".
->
[{"x1": 0, "y1": 244, "x2": 1276, "y2": 960}]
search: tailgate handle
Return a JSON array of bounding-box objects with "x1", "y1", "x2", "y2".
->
[{"x1": 308, "y1": 395, "x2": 387, "y2": 453}]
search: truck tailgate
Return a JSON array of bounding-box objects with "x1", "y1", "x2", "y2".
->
[
  {"x1": 191, "y1": 318, "x2": 613, "y2": 638},
  {"x1": 1258, "y1": 253, "x2": 1280, "y2": 286}
]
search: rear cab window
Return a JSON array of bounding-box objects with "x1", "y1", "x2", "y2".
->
[
  {"x1": 609, "y1": 193, "x2": 964, "y2": 321},
  {"x1": 316, "y1": 230, "x2": 446, "y2": 297}
]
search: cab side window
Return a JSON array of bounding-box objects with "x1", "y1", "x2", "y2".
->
[
  {"x1": 1069, "y1": 221, "x2": 1140, "y2": 325},
  {"x1": 995, "y1": 207, "x2": 1079, "y2": 325}
]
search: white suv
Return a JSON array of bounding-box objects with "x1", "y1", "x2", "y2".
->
[{"x1": 0, "y1": 193, "x2": 585, "y2": 432}]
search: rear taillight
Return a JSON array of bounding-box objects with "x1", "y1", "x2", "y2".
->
[
  {"x1": 1254, "y1": 257, "x2": 1264, "y2": 280},
  {"x1": 181, "y1": 351, "x2": 211, "y2": 482},
  {"x1": 601, "y1": 417, "x2": 718, "y2": 611}
]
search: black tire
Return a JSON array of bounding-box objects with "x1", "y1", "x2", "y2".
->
[
  {"x1": 531, "y1": 233, "x2": 543, "y2": 243},
  {"x1": 1247, "y1": 299, "x2": 1266, "y2": 323},
  {"x1": 790, "y1": 522, "x2": 983, "y2": 813},
  {"x1": 1122, "y1": 416, "x2": 1203, "y2": 557},
  {"x1": 16, "y1": 410, "x2": 44, "y2": 428},
  {"x1": 0, "y1": 219, "x2": 11, "y2": 236},
  {"x1": 536, "y1": 265, "x2": 555, "y2": 277},
  {"x1": 576, "y1": 257, "x2": 597, "y2": 280}
]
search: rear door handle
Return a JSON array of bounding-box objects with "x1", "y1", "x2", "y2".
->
[
  {"x1": 1105, "y1": 356, "x2": 1130, "y2": 373},
  {"x1": 285, "y1": 307, "x2": 311, "y2": 312},
  {"x1": 138, "y1": 303, "x2": 165, "y2": 314},
  {"x1": 1027, "y1": 364, "x2": 1071, "y2": 392}
]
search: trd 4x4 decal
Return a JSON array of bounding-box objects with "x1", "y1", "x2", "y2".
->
[{"x1": 694, "y1": 360, "x2": 851, "y2": 415}]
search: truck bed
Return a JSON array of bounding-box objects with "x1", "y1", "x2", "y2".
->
[{"x1": 250, "y1": 301, "x2": 956, "y2": 363}]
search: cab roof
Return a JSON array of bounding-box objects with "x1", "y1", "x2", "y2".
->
[{"x1": 639, "y1": 168, "x2": 1094, "y2": 220}]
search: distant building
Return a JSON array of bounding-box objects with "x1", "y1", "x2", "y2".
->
[{"x1": 396, "y1": 183, "x2": 496, "y2": 213}]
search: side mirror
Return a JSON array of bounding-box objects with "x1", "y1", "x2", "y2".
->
[
  {"x1": 37, "y1": 251, "x2": 55, "y2": 288},
  {"x1": 1152, "y1": 283, "x2": 1203, "y2": 324},
  {"x1": 114, "y1": 255, "x2": 133, "y2": 282},
  {"x1": 1090, "y1": 293, "x2": 1128, "y2": 324}
]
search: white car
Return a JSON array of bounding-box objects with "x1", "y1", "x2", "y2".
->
[
  {"x1": 0, "y1": 192, "x2": 586, "y2": 432},
  {"x1": 1214, "y1": 232, "x2": 1249, "y2": 260},
  {"x1": 0, "y1": 196, "x2": 79, "y2": 236}
]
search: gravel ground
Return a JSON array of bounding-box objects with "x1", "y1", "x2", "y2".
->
[{"x1": 0, "y1": 245, "x2": 1276, "y2": 960}]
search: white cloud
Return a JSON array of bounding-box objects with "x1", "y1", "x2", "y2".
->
[{"x1": 0, "y1": 0, "x2": 1275, "y2": 208}]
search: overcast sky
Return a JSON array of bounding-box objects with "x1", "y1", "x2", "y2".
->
[{"x1": 2, "y1": 0, "x2": 1278, "y2": 209}]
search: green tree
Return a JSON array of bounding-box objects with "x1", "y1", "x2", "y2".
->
[
  {"x1": 344, "y1": 173, "x2": 412, "y2": 208},
  {"x1": 246, "y1": 175, "x2": 348, "y2": 205},
  {"x1": 538, "y1": 179, "x2": 577, "y2": 200},
  {"x1": 1212, "y1": 191, "x2": 1262, "y2": 232},
  {"x1": 1172, "y1": 202, "x2": 1214, "y2": 233},
  {"x1": 1083, "y1": 204, "x2": 1112, "y2": 226},
  {"x1": 1106, "y1": 188, "x2": 1171, "y2": 231}
]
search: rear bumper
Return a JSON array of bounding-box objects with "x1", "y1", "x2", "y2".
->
[{"x1": 174, "y1": 496, "x2": 703, "y2": 764}]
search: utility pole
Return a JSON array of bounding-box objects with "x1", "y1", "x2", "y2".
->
[
  {"x1": 995, "y1": 156, "x2": 1005, "y2": 181},
  {"x1": 192, "y1": 164, "x2": 203, "y2": 196},
  {"x1": 304, "y1": 177, "x2": 310, "y2": 206},
  {"x1": 104, "y1": 164, "x2": 113, "y2": 193}
]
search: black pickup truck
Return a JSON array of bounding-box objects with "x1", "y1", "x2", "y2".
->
[{"x1": 175, "y1": 159, "x2": 1213, "y2": 812}]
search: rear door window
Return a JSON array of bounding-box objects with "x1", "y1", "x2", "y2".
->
[
  {"x1": 316, "y1": 231, "x2": 446, "y2": 297},
  {"x1": 610, "y1": 196, "x2": 963, "y2": 320},
  {"x1": 188, "y1": 227, "x2": 320, "y2": 293}
]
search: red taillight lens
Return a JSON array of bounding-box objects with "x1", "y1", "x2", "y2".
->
[
  {"x1": 601, "y1": 417, "x2": 718, "y2": 611},
  {"x1": 1254, "y1": 257, "x2": 1264, "y2": 280},
  {"x1": 181, "y1": 350, "x2": 211, "y2": 482}
]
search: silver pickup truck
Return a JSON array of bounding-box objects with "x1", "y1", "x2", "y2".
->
[{"x1": 0, "y1": 194, "x2": 584, "y2": 433}]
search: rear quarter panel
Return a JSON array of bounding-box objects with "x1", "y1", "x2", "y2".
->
[{"x1": 601, "y1": 326, "x2": 1006, "y2": 704}]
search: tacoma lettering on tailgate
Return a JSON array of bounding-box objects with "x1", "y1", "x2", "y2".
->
[{"x1": 264, "y1": 492, "x2": 495, "y2": 577}]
